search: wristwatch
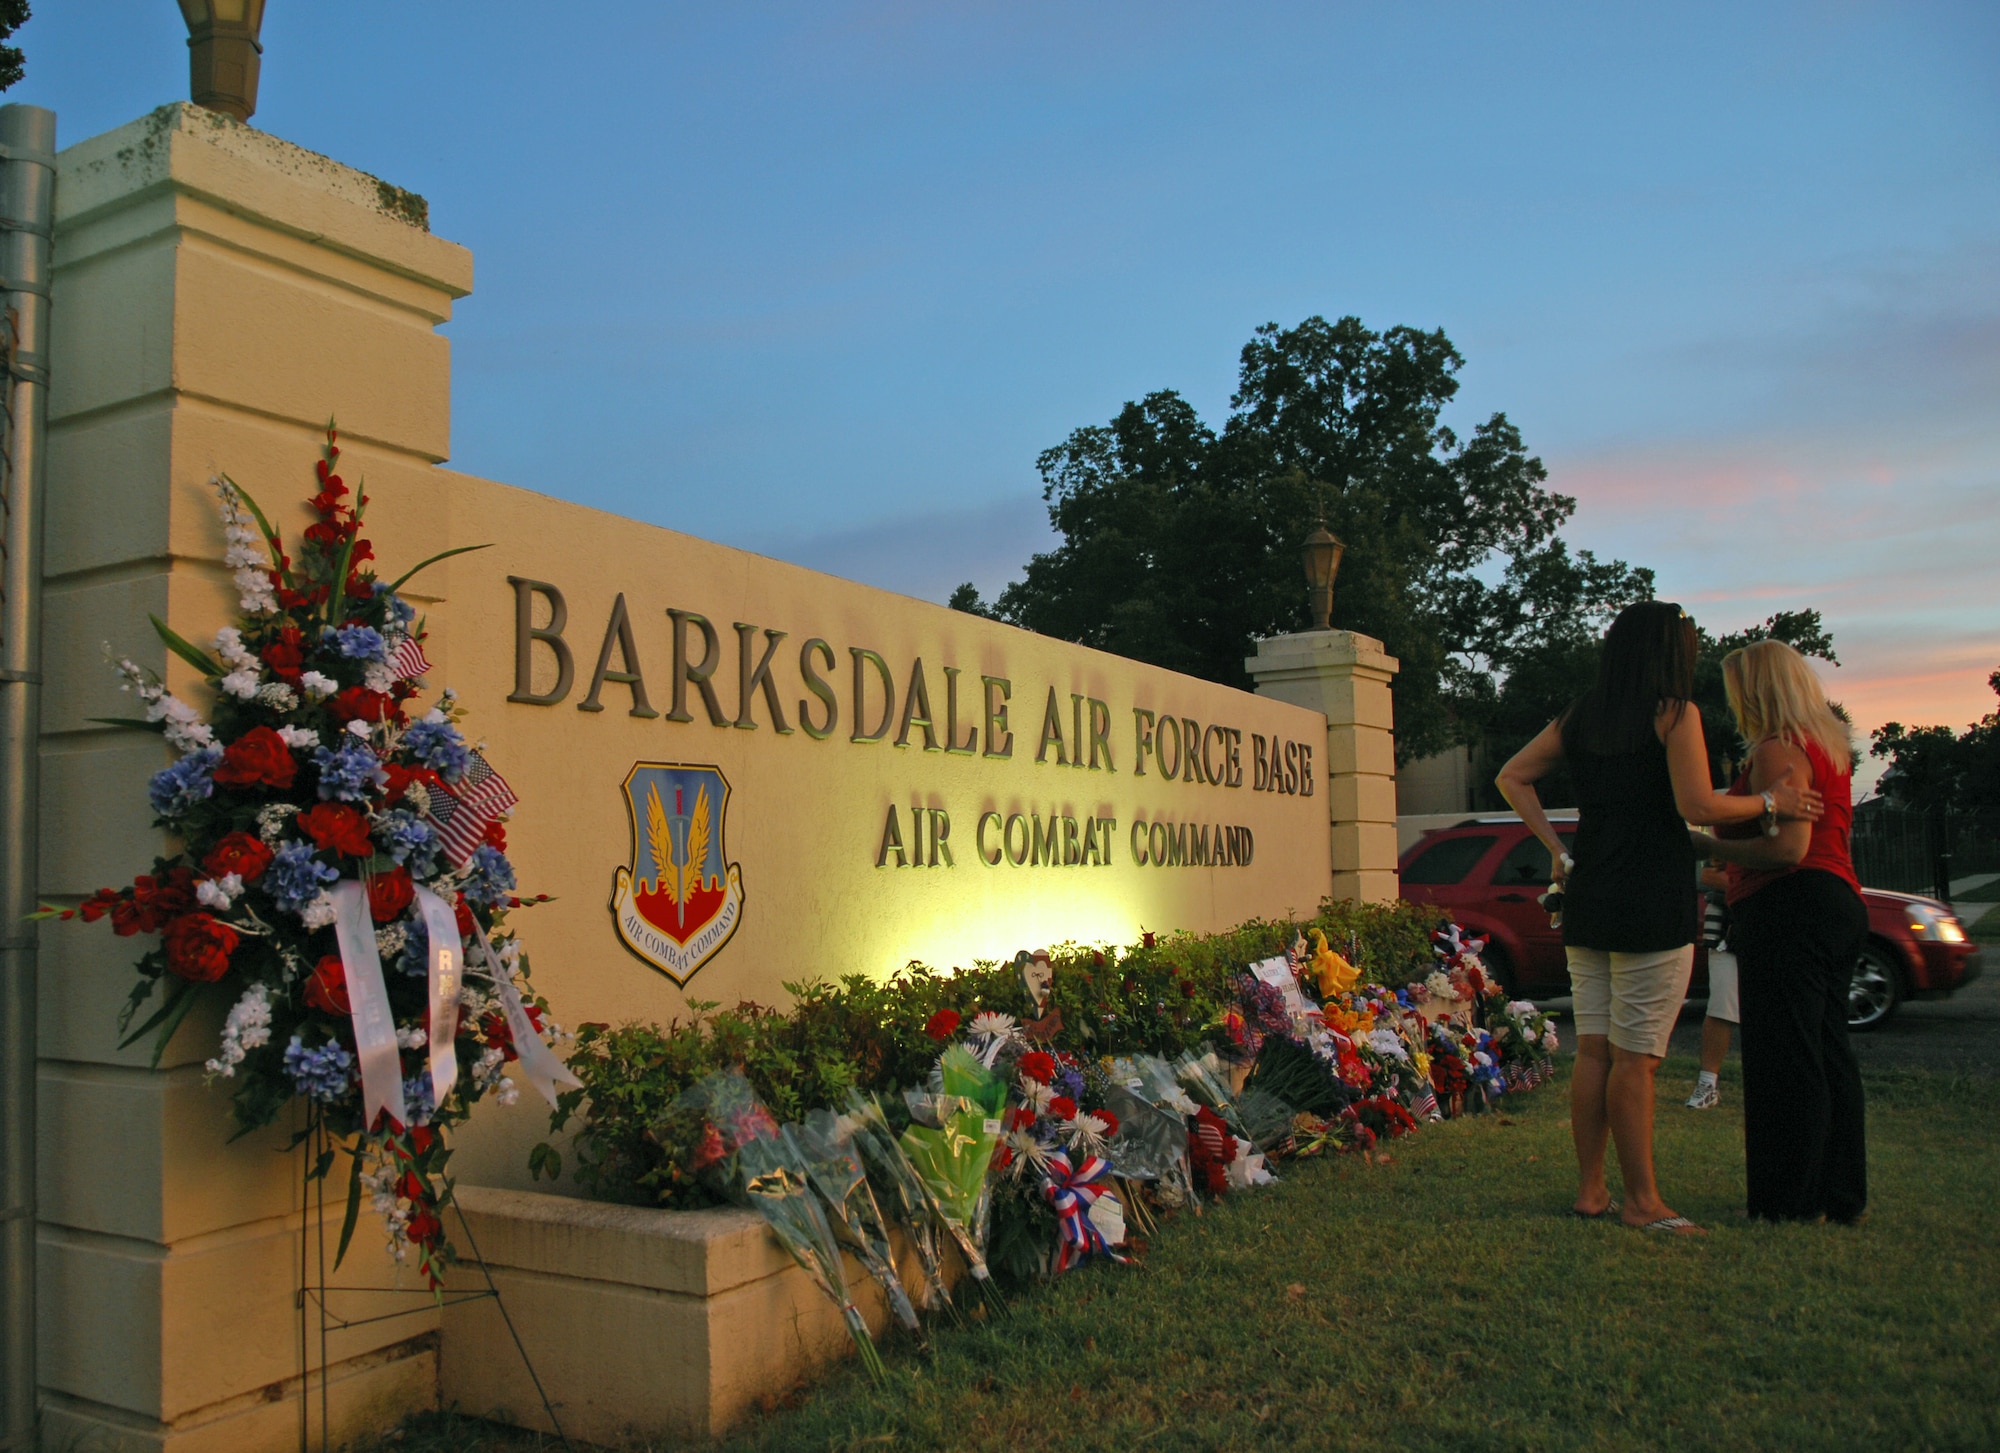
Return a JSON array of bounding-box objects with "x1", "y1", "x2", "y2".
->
[{"x1": 1761, "y1": 790, "x2": 1779, "y2": 838}]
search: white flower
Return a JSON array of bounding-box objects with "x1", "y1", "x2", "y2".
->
[
  {"x1": 1159, "y1": 1085, "x2": 1199, "y2": 1117},
  {"x1": 277, "y1": 725, "x2": 320, "y2": 750},
  {"x1": 492, "y1": 1076, "x2": 519, "y2": 1107},
  {"x1": 363, "y1": 661, "x2": 395, "y2": 694},
  {"x1": 375, "y1": 923, "x2": 409, "y2": 958},
  {"x1": 1541, "y1": 1026, "x2": 1561, "y2": 1052},
  {"x1": 213, "y1": 478, "x2": 278, "y2": 615},
  {"x1": 1366, "y1": 1028, "x2": 1410, "y2": 1062},
  {"x1": 219, "y1": 668, "x2": 261, "y2": 700},
  {"x1": 256, "y1": 682, "x2": 298, "y2": 711},
  {"x1": 256, "y1": 802, "x2": 296, "y2": 843},
  {"x1": 395, "y1": 1024, "x2": 428, "y2": 1050},
  {"x1": 345, "y1": 718, "x2": 371, "y2": 739},
  {"x1": 1019, "y1": 1078, "x2": 1054, "y2": 1114},
  {"x1": 300, "y1": 892, "x2": 338, "y2": 930},
  {"x1": 1474, "y1": 1051, "x2": 1493, "y2": 1068},
  {"x1": 203, "y1": 983, "x2": 273, "y2": 1078},
  {"x1": 1002, "y1": 1128, "x2": 1052, "y2": 1180},
  {"x1": 299, "y1": 671, "x2": 337, "y2": 700},
  {"x1": 1424, "y1": 971, "x2": 1455, "y2": 1000},
  {"x1": 196, "y1": 873, "x2": 244, "y2": 910},
  {"x1": 1061, "y1": 1111, "x2": 1116, "y2": 1158},
  {"x1": 970, "y1": 1010, "x2": 1017, "y2": 1041}
]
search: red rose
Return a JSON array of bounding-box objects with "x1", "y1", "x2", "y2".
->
[
  {"x1": 382, "y1": 762, "x2": 442, "y2": 808},
  {"x1": 481, "y1": 818, "x2": 507, "y2": 851},
  {"x1": 260, "y1": 627, "x2": 305, "y2": 682},
  {"x1": 298, "y1": 803, "x2": 374, "y2": 857},
  {"x1": 480, "y1": 1011, "x2": 518, "y2": 1061},
  {"x1": 327, "y1": 687, "x2": 394, "y2": 725},
  {"x1": 924, "y1": 1008, "x2": 961, "y2": 1041},
  {"x1": 366, "y1": 867, "x2": 414, "y2": 923},
  {"x1": 1049, "y1": 1096, "x2": 1078, "y2": 1122},
  {"x1": 113, "y1": 868, "x2": 197, "y2": 936},
  {"x1": 213, "y1": 726, "x2": 297, "y2": 789},
  {"x1": 1093, "y1": 1109, "x2": 1120, "y2": 1138},
  {"x1": 163, "y1": 912, "x2": 238, "y2": 982},
  {"x1": 1018, "y1": 1050, "x2": 1056, "y2": 1085},
  {"x1": 304, "y1": 954, "x2": 350, "y2": 1015},
  {"x1": 202, "y1": 831, "x2": 275, "y2": 883}
]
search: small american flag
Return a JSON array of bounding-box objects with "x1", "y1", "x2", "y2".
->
[
  {"x1": 390, "y1": 636, "x2": 432, "y2": 681},
  {"x1": 1411, "y1": 1083, "x2": 1440, "y2": 1120},
  {"x1": 425, "y1": 749, "x2": 518, "y2": 869}
]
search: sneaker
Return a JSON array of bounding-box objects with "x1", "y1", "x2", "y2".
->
[{"x1": 1685, "y1": 1080, "x2": 1719, "y2": 1110}]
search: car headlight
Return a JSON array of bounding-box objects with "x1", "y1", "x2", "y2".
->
[{"x1": 1906, "y1": 903, "x2": 1967, "y2": 943}]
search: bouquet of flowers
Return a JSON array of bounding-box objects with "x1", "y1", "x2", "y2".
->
[
  {"x1": 793, "y1": 1107, "x2": 920, "y2": 1336},
  {"x1": 36, "y1": 429, "x2": 572, "y2": 1285},
  {"x1": 844, "y1": 1092, "x2": 959, "y2": 1325},
  {"x1": 900, "y1": 1045, "x2": 1008, "y2": 1314}
]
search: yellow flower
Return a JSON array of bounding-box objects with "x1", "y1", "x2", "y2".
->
[{"x1": 1412, "y1": 1050, "x2": 1432, "y2": 1076}]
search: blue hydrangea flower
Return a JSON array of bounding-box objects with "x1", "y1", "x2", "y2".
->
[
  {"x1": 323, "y1": 623, "x2": 387, "y2": 663},
  {"x1": 283, "y1": 1035, "x2": 354, "y2": 1103},
  {"x1": 372, "y1": 582, "x2": 418, "y2": 629},
  {"x1": 266, "y1": 840, "x2": 339, "y2": 913},
  {"x1": 1053, "y1": 1064, "x2": 1086, "y2": 1103},
  {"x1": 402, "y1": 1068, "x2": 435, "y2": 1126},
  {"x1": 314, "y1": 739, "x2": 387, "y2": 802},
  {"x1": 147, "y1": 747, "x2": 222, "y2": 818},
  {"x1": 395, "y1": 918, "x2": 431, "y2": 978},
  {"x1": 401, "y1": 714, "x2": 470, "y2": 782},
  {"x1": 461, "y1": 843, "x2": 517, "y2": 908},
  {"x1": 374, "y1": 808, "x2": 443, "y2": 879}
]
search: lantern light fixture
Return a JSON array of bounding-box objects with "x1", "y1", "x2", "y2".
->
[
  {"x1": 1301, "y1": 521, "x2": 1345, "y2": 632},
  {"x1": 177, "y1": 0, "x2": 268, "y2": 123}
]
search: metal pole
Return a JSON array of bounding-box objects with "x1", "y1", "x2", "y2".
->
[{"x1": 0, "y1": 102, "x2": 55, "y2": 1453}]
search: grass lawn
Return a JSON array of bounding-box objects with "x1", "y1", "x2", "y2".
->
[{"x1": 391, "y1": 1060, "x2": 1999, "y2": 1453}]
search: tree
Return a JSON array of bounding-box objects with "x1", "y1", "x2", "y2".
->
[
  {"x1": 956, "y1": 317, "x2": 1651, "y2": 761},
  {"x1": 1872, "y1": 668, "x2": 2000, "y2": 813},
  {"x1": 0, "y1": 2, "x2": 28, "y2": 94}
]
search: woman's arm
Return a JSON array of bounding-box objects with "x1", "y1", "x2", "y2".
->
[
  {"x1": 1495, "y1": 718, "x2": 1572, "y2": 874},
  {"x1": 1661, "y1": 705, "x2": 1821, "y2": 827},
  {"x1": 1691, "y1": 739, "x2": 1814, "y2": 869}
]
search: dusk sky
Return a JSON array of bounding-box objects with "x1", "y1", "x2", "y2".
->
[{"x1": 22, "y1": 3, "x2": 1999, "y2": 786}]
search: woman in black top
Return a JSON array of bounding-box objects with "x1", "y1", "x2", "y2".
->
[{"x1": 1496, "y1": 602, "x2": 1822, "y2": 1234}]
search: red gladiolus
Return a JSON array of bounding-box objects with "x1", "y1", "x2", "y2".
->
[
  {"x1": 202, "y1": 831, "x2": 274, "y2": 883},
  {"x1": 113, "y1": 869, "x2": 197, "y2": 936},
  {"x1": 213, "y1": 726, "x2": 297, "y2": 789},
  {"x1": 454, "y1": 895, "x2": 476, "y2": 939},
  {"x1": 366, "y1": 867, "x2": 414, "y2": 924},
  {"x1": 405, "y1": 1208, "x2": 442, "y2": 1246},
  {"x1": 381, "y1": 762, "x2": 442, "y2": 808},
  {"x1": 1049, "y1": 1096, "x2": 1078, "y2": 1122},
  {"x1": 304, "y1": 954, "x2": 350, "y2": 1015},
  {"x1": 481, "y1": 819, "x2": 507, "y2": 850},
  {"x1": 481, "y1": 1011, "x2": 518, "y2": 1061},
  {"x1": 163, "y1": 912, "x2": 238, "y2": 982},
  {"x1": 298, "y1": 802, "x2": 374, "y2": 857},
  {"x1": 924, "y1": 1008, "x2": 961, "y2": 1041},
  {"x1": 327, "y1": 686, "x2": 394, "y2": 724},
  {"x1": 77, "y1": 887, "x2": 121, "y2": 923},
  {"x1": 1017, "y1": 1050, "x2": 1056, "y2": 1085},
  {"x1": 260, "y1": 627, "x2": 305, "y2": 682}
]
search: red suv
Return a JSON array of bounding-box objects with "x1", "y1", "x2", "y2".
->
[{"x1": 1398, "y1": 817, "x2": 1984, "y2": 1030}]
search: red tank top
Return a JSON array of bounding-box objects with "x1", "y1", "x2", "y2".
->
[{"x1": 1723, "y1": 735, "x2": 1859, "y2": 905}]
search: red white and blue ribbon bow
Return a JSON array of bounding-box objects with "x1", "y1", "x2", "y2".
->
[{"x1": 1040, "y1": 1148, "x2": 1126, "y2": 1273}]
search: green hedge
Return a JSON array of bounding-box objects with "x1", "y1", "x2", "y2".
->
[{"x1": 532, "y1": 897, "x2": 1440, "y2": 1208}]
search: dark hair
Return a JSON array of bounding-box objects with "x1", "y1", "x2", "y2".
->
[{"x1": 1560, "y1": 601, "x2": 1697, "y2": 756}]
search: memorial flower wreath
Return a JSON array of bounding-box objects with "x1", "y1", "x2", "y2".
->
[{"x1": 35, "y1": 426, "x2": 575, "y2": 1286}]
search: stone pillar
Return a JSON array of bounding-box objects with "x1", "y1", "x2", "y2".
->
[
  {"x1": 39, "y1": 105, "x2": 470, "y2": 1453},
  {"x1": 1245, "y1": 630, "x2": 1400, "y2": 903}
]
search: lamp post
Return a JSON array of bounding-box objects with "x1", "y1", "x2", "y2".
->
[
  {"x1": 177, "y1": 0, "x2": 268, "y2": 123},
  {"x1": 1301, "y1": 523, "x2": 1344, "y2": 632}
]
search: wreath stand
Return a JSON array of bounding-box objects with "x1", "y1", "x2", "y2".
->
[{"x1": 294, "y1": 1109, "x2": 572, "y2": 1453}]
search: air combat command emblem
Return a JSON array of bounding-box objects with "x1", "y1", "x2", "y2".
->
[{"x1": 610, "y1": 762, "x2": 745, "y2": 984}]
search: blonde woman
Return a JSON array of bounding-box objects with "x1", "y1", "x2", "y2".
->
[{"x1": 1693, "y1": 640, "x2": 1866, "y2": 1224}]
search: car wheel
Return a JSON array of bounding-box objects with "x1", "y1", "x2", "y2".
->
[
  {"x1": 1848, "y1": 941, "x2": 1902, "y2": 1032},
  {"x1": 1479, "y1": 940, "x2": 1520, "y2": 996}
]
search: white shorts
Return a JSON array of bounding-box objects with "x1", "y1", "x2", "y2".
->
[
  {"x1": 1705, "y1": 950, "x2": 1739, "y2": 1025},
  {"x1": 1566, "y1": 944, "x2": 1696, "y2": 1058}
]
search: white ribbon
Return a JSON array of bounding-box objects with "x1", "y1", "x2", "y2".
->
[
  {"x1": 330, "y1": 879, "x2": 407, "y2": 1131},
  {"x1": 412, "y1": 885, "x2": 462, "y2": 1110},
  {"x1": 467, "y1": 915, "x2": 581, "y2": 1108}
]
